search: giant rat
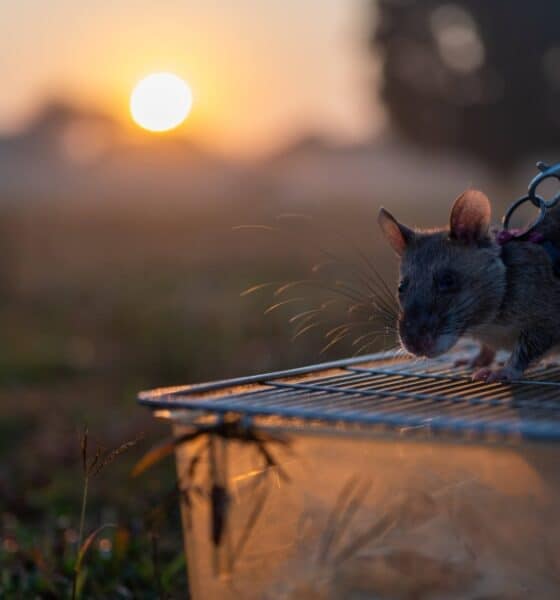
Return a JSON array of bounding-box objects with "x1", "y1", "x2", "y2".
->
[{"x1": 378, "y1": 190, "x2": 560, "y2": 382}]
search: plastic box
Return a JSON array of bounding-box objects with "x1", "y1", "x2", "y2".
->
[{"x1": 138, "y1": 348, "x2": 560, "y2": 599}]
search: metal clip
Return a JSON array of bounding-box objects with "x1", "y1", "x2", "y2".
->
[{"x1": 502, "y1": 161, "x2": 560, "y2": 237}]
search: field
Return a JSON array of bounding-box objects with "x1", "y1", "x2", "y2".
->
[{"x1": 0, "y1": 195, "x2": 406, "y2": 597}]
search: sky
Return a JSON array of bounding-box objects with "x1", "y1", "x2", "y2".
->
[{"x1": 0, "y1": 0, "x2": 384, "y2": 158}]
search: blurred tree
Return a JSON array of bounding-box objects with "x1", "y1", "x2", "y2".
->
[{"x1": 372, "y1": 0, "x2": 560, "y2": 169}]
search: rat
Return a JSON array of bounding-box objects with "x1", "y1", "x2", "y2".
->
[{"x1": 377, "y1": 189, "x2": 560, "y2": 382}]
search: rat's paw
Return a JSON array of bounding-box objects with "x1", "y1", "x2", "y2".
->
[
  {"x1": 471, "y1": 367, "x2": 492, "y2": 382},
  {"x1": 472, "y1": 366, "x2": 520, "y2": 383},
  {"x1": 454, "y1": 346, "x2": 495, "y2": 369},
  {"x1": 485, "y1": 367, "x2": 521, "y2": 383}
]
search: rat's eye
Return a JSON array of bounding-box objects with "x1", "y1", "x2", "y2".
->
[
  {"x1": 435, "y1": 270, "x2": 459, "y2": 293},
  {"x1": 398, "y1": 277, "x2": 409, "y2": 296}
]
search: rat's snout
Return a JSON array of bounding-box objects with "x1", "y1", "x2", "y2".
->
[
  {"x1": 398, "y1": 307, "x2": 442, "y2": 357},
  {"x1": 401, "y1": 324, "x2": 437, "y2": 356}
]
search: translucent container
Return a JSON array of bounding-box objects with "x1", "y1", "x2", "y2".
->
[{"x1": 139, "y1": 349, "x2": 560, "y2": 599}]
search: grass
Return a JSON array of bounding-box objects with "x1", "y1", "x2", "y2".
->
[{"x1": 0, "y1": 403, "x2": 188, "y2": 598}]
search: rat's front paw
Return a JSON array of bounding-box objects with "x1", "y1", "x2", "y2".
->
[
  {"x1": 454, "y1": 345, "x2": 495, "y2": 369},
  {"x1": 472, "y1": 366, "x2": 521, "y2": 383}
]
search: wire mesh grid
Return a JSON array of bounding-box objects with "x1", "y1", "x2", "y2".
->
[{"x1": 138, "y1": 346, "x2": 560, "y2": 443}]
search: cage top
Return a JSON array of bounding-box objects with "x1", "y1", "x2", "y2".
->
[{"x1": 138, "y1": 347, "x2": 560, "y2": 443}]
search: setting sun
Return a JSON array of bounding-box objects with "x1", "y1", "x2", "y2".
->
[{"x1": 130, "y1": 72, "x2": 192, "y2": 132}]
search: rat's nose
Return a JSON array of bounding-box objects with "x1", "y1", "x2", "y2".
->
[
  {"x1": 400, "y1": 316, "x2": 437, "y2": 356},
  {"x1": 408, "y1": 332, "x2": 435, "y2": 354},
  {"x1": 415, "y1": 333, "x2": 436, "y2": 354}
]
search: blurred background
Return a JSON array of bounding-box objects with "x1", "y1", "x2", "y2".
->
[{"x1": 2, "y1": 0, "x2": 560, "y2": 596}]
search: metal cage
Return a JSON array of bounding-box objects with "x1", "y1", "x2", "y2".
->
[{"x1": 139, "y1": 346, "x2": 560, "y2": 442}]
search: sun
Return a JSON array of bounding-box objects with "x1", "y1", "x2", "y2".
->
[{"x1": 130, "y1": 72, "x2": 193, "y2": 132}]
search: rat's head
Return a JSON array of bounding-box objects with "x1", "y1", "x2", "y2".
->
[{"x1": 378, "y1": 190, "x2": 505, "y2": 358}]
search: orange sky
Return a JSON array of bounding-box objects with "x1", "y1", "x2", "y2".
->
[{"x1": 0, "y1": 1, "x2": 384, "y2": 157}]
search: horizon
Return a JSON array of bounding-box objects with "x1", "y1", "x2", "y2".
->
[{"x1": 0, "y1": 95, "x2": 379, "y2": 162}]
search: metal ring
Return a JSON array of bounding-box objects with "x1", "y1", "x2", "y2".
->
[
  {"x1": 528, "y1": 162, "x2": 560, "y2": 209},
  {"x1": 502, "y1": 194, "x2": 547, "y2": 237}
]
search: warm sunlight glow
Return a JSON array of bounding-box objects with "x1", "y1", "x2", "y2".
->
[{"x1": 130, "y1": 73, "x2": 192, "y2": 132}]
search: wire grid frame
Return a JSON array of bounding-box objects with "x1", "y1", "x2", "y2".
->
[{"x1": 138, "y1": 346, "x2": 560, "y2": 443}]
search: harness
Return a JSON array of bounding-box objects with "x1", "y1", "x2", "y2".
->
[
  {"x1": 499, "y1": 161, "x2": 560, "y2": 277},
  {"x1": 496, "y1": 228, "x2": 560, "y2": 277}
]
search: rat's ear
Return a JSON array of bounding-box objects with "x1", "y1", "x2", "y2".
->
[
  {"x1": 378, "y1": 208, "x2": 414, "y2": 256},
  {"x1": 449, "y1": 189, "x2": 491, "y2": 243}
]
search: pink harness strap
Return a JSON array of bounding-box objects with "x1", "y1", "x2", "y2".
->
[
  {"x1": 496, "y1": 228, "x2": 560, "y2": 277},
  {"x1": 495, "y1": 229, "x2": 544, "y2": 245}
]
